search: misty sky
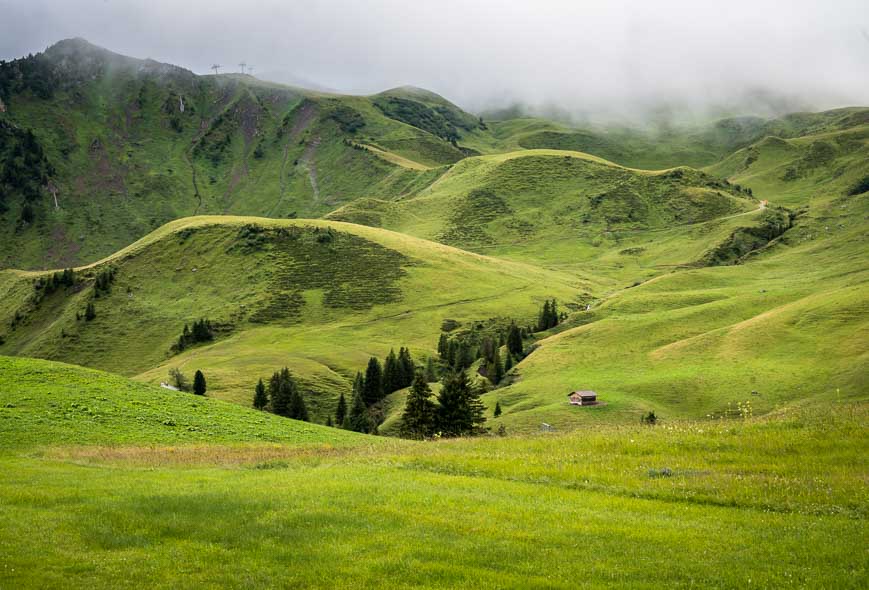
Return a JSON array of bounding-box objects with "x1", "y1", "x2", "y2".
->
[{"x1": 2, "y1": 0, "x2": 868, "y2": 120}]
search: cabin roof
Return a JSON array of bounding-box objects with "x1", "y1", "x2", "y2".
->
[{"x1": 568, "y1": 390, "x2": 597, "y2": 397}]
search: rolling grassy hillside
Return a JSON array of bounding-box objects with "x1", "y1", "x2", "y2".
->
[
  {"x1": 0, "y1": 216, "x2": 582, "y2": 419},
  {"x1": 4, "y1": 38, "x2": 863, "y2": 274},
  {"x1": 327, "y1": 148, "x2": 768, "y2": 281},
  {"x1": 0, "y1": 356, "x2": 865, "y2": 588},
  {"x1": 0, "y1": 355, "x2": 364, "y2": 448},
  {"x1": 478, "y1": 107, "x2": 869, "y2": 170},
  {"x1": 476, "y1": 118, "x2": 869, "y2": 433},
  {"x1": 0, "y1": 39, "x2": 867, "y2": 588},
  {"x1": 3, "y1": 111, "x2": 867, "y2": 431}
]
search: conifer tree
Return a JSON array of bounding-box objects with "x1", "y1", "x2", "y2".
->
[
  {"x1": 383, "y1": 349, "x2": 400, "y2": 394},
  {"x1": 362, "y1": 357, "x2": 383, "y2": 404},
  {"x1": 335, "y1": 391, "x2": 347, "y2": 425},
  {"x1": 537, "y1": 300, "x2": 551, "y2": 332},
  {"x1": 193, "y1": 370, "x2": 206, "y2": 395},
  {"x1": 446, "y1": 338, "x2": 458, "y2": 367},
  {"x1": 398, "y1": 347, "x2": 415, "y2": 388},
  {"x1": 424, "y1": 356, "x2": 438, "y2": 382},
  {"x1": 490, "y1": 347, "x2": 504, "y2": 384},
  {"x1": 436, "y1": 370, "x2": 486, "y2": 436},
  {"x1": 436, "y1": 370, "x2": 467, "y2": 437},
  {"x1": 504, "y1": 353, "x2": 514, "y2": 372},
  {"x1": 353, "y1": 371, "x2": 364, "y2": 401},
  {"x1": 457, "y1": 340, "x2": 473, "y2": 370},
  {"x1": 494, "y1": 400, "x2": 502, "y2": 417},
  {"x1": 253, "y1": 378, "x2": 268, "y2": 409},
  {"x1": 400, "y1": 371, "x2": 437, "y2": 439},
  {"x1": 480, "y1": 337, "x2": 495, "y2": 364},
  {"x1": 466, "y1": 379, "x2": 487, "y2": 432},
  {"x1": 270, "y1": 369, "x2": 295, "y2": 417},
  {"x1": 348, "y1": 386, "x2": 372, "y2": 433},
  {"x1": 288, "y1": 388, "x2": 309, "y2": 421},
  {"x1": 507, "y1": 323, "x2": 523, "y2": 357},
  {"x1": 85, "y1": 301, "x2": 96, "y2": 321},
  {"x1": 437, "y1": 333, "x2": 448, "y2": 359},
  {"x1": 268, "y1": 371, "x2": 281, "y2": 407}
]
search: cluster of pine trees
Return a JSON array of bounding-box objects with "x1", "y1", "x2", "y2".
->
[
  {"x1": 399, "y1": 369, "x2": 487, "y2": 439},
  {"x1": 536, "y1": 299, "x2": 562, "y2": 332},
  {"x1": 34, "y1": 268, "x2": 75, "y2": 297},
  {"x1": 248, "y1": 299, "x2": 565, "y2": 435},
  {"x1": 172, "y1": 318, "x2": 214, "y2": 353},
  {"x1": 253, "y1": 368, "x2": 309, "y2": 421},
  {"x1": 438, "y1": 322, "x2": 527, "y2": 385},
  {"x1": 335, "y1": 347, "x2": 418, "y2": 433},
  {"x1": 0, "y1": 54, "x2": 59, "y2": 102},
  {"x1": 93, "y1": 266, "x2": 116, "y2": 296}
]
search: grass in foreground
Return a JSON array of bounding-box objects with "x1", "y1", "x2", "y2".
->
[{"x1": 1, "y1": 357, "x2": 867, "y2": 588}]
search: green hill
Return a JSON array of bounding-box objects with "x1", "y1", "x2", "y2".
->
[
  {"x1": 0, "y1": 355, "x2": 363, "y2": 448},
  {"x1": 479, "y1": 107, "x2": 869, "y2": 170},
  {"x1": 6, "y1": 38, "x2": 863, "y2": 273},
  {"x1": 478, "y1": 119, "x2": 869, "y2": 432},
  {"x1": 327, "y1": 148, "x2": 768, "y2": 280},
  {"x1": 0, "y1": 216, "x2": 581, "y2": 418}
]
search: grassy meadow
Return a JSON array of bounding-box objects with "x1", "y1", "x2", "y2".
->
[{"x1": 1, "y1": 357, "x2": 866, "y2": 588}]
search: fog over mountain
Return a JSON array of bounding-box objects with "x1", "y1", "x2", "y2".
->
[{"x1": 2, "y1": 0, "x2": 868, "y2": 121}]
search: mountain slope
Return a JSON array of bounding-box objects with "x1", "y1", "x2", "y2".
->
[
  {"x1": 0, "y1": 216, "x2": 582, "y2": 416},
  {"x1": 0, "y1": 40, "x2": 486, "y2": 269},
  {"x1": 327, "y1": 148, "x2": 768, "y2": 282}
]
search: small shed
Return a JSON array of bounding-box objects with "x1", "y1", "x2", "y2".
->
[{"x1": 568, "y1": 390, "x2": 597, "y2": 406}]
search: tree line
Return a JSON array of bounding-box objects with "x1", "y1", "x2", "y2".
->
[
  {"x1": 172, "y1": 318, "x2": 215, "y2": 353},
  {"x1": 253, "y1": 368, "x2": 309, "y2": 421},
  {"x1": 333, "y1": 347, "x2": 417, "y2": 433}
]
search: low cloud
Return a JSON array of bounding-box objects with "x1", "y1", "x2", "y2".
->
[{"x1": 2, "y1": 0, "x2": 868, "y2": 121}]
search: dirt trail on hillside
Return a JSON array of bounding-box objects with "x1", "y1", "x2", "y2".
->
[
  {"x1": 302, "y1": 136, "x2": 321, "y2": 201},
  {"x1": 289, "y1": 101, "x2": 318, "y2": 141}
]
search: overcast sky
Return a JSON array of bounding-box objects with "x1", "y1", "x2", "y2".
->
[{"x1": 2, "y1": 0, "x2": 868, "y2": 120}]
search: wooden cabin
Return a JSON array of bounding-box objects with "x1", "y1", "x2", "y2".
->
[{"x1": 568, "y1": 390, "x2": 597, "y2": 406}]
